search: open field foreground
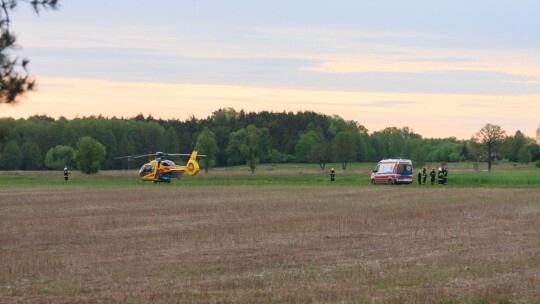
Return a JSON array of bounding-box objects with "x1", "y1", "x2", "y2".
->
[{"x1": 1, "y1": 186, "x2": 539, "y2": 303}]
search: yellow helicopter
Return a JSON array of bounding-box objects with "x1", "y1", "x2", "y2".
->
[{"x1": 115, "y1": 151, "x2": 204, "y2": 183}]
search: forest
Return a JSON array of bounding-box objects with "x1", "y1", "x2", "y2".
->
[{"x1": 0, "y1": 108, "x2": 539, "y2": 172}]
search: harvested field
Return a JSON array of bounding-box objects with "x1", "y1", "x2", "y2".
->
[{"x1": 1, "y1": 186, "x2": 539, "y2": 303}]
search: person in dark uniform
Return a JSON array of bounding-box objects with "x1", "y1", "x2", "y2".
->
[
  {"x1": 430, "y1": 168, "x2": 436, "y2": 185},
  {"x1": 422, "y1": 167, "x2": 427, "y2": 185},
  {"x1": 330, "y1": 168, "x2": 335, "y2": 182},
  {"x1": 437, "y1": 167, "x2": 444, "y2": 185},
  {"x1": 442, "y1": 166, "x2": 448, "y2": 185},
  {"x1": 417, "y1": 170, "x2": 422, "y2": 185},
  {"x1": 63, "y1": 167, "x2": 71, "y2": 182}
]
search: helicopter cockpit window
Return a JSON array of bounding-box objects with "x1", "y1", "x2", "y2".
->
[
  {"x1": 161, "y1": 160, "x2": 175, "y2": 166},
  {"x1": 139, "y1": 164, "x2": 155, "y2": 176}
]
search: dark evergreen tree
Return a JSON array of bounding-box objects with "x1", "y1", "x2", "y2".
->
[
  {"x1": 0, "y1": 0, "x2": 59, "y2": 104},
  {"x1": 0, "y1": 140, "x2": 20, "y2": 169},
  {"x1": 20, "y1": 139, "x2": 41, "y2": 170},
  {"x1": 460, "y1": 142, "x2": 469, "y2": 160},
  {"x1": 164, "y1": 127, "x2": 180, "y2": 153}
]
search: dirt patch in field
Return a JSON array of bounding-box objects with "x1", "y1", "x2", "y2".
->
[{"x1": 1, "y1": 186, "x2": 539, "y2": 303}]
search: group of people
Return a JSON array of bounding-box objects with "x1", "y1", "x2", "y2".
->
[{"x1": 418, "y1": 166, "x2": 448, "y2": 185}]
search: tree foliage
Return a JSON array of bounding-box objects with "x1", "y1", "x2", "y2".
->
[
  {"x1": 20, "y1": 139, "x2": 41, "y2": 169},
  {"x1": 227, "y1": 125, "x2": 271, "y2": 173},
  {"x1": 517, "y1": 146, "x2": 532, "y2": 164},
  {"x1": 74, "y1": 136, "x2": 106, "y2": 174},
  {"x1": 45, "y1": 144, "x2": 74, "y2": 169},
  {"x1": 411, "y1": 146, "x2": 427, "y2": 167},
  {"x1": 0, "y1": 0, "x2": 59, "y2": 104},
  {"x1": 308, "y1": 140, "x2": 332, "y2": 169},
  {"x1": 333, "y1": 131, "x2": 357, "y2": 169},
  {"x1": 0, "y1": 139, "x2": 20, "y2": 169},
  {"x1": 472, "y1": 124, "x2": 506, "y2": 172},
  {"x1": 164, "y1": 127, "x2": 180, "y2": 153},
  {"x1": 0, "y1": 112, "x2": 538, "y2": 172},
  {"x1": 195, "y1": 127, "x2": 218, "y2": 173},
  {"x1": 295, "y1": 130, "x2": 319, "y2": 162}
]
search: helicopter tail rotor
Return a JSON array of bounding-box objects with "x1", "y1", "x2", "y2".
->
[{"x1": 184, "y1": 151, "x2": 200, "y2": 176}]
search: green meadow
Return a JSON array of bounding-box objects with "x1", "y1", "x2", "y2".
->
[{"x1": 1, "y1": 162, "x2": 539, "y2": 188}]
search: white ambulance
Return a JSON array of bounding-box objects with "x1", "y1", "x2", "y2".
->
[{"x1": 370, "y1": 159, "x2": 414, "y2": 185}]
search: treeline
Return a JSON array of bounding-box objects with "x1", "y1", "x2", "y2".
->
[{"x1": 0, "y1": 108, "x2": 539, "y2": 171}]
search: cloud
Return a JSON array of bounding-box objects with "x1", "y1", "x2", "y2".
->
[
  {"x1": 23, "y1": 43, "x2": 540, "y2": 96},
  {"x1": 3, "y1": 76, "x2": 539, "y2": 139},
  {"x1": 362, "y1": 100, "x2": 420, "y2": 107},
  {"x1": 400, "y1": 57, "x2": 480, "y2": 64}
]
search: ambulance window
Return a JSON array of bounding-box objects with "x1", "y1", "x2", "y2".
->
[
  {"x1": 373, "y1": 165, "x2": 379, "y2": 172},
  {"x1": 396, "y1": 163, "x2": 412, "y2": 173}
]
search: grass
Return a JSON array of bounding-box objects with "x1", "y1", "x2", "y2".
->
[
  {"x1": 1, "y1": 185, "x2": 539, "y2": 303},
  {"x1": 1, "y1": 161, "x2": 539, "y2": 188}
]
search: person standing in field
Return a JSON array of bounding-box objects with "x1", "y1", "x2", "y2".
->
[
  {"x1": 442, "y1": 166, "x2": 448, "y2": 185},
  {"x1": 438, "y1": 167, "x2": 444, "y2": 185},
  {"x1": 417, "y1": 170, "x2": 422, "y2": 185},
  {"x1": 330, "y1": 168, "x2": 335, "y2": 182},
  {"x1": 422, "y1": 167, "x2": 427, "y2": 185},
  {"x1": 63, "y1": 167, "x2": 71, "y2": 182},
  {"x1": 430, "y1": 168, "x2": 436, "y2": 185}
]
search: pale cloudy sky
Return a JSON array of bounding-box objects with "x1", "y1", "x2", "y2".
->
[{"x1": 1, "y1": 0, "x2": 539, "y2": 139}]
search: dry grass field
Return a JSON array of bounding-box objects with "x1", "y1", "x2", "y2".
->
[{"x1": 1, "y1": 184, "x2": 539, "y2": 303}]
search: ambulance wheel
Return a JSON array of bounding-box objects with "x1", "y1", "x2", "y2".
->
[
  {"x1": 371, "y1": 178, "x2": 376, "y2": 185},
  {"x1": 387, "y1": 179, "x2": 393, "y2": 185}
]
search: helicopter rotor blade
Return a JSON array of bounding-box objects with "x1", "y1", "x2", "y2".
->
[
  {"x1": 166, "y1": 153, "x2": 207, "y2": 158},
  {"x1": 115, "y1": 151, "x2": 206, "y2": 160},
  {"x1": 133, "y1": 154, "x2": 155, "y2": 159},
  {"x1": 114, "y1": 154, "x2": 154, "y2": 160}
]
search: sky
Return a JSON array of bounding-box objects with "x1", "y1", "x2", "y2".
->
[{"x1": 1, "y1": 0, "x2": 539, "y2": 139}]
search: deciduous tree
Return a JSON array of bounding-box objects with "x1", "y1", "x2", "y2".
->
[
  {"x1": 227, "y1": 125, "x2": 271, "y2": 173},
  {"x1": 74, "y1": 136, "x2": 106, "y2": 174},
  {"x1": 195, "y1": 127, "x2": 218, "y2": 173},
  {"x1": 308, "y1": 140, "x2": 332, "y2": 169},
  {"x1": 45, "y1": 144, "x2": 74, "y2": 170},
  {"x1": 472, "y1": 124, "x2": 506, "y2": 172},
  {"x1": 517, "y1": 146, "x2": 532, "y2": 164},
  {"x1": 295, "y1": 130, "x2": 319, "y2": 162},
  {"x1": 411, "y1": 146, "x2": 427, "y2": 167},
  {"x1": 333, "y1": 131, "x2": 357, "y2": 170}
]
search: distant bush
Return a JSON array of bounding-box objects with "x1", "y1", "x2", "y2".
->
[{"x1": 536, "y1": 160, "x2": 540, "y2": 168}]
